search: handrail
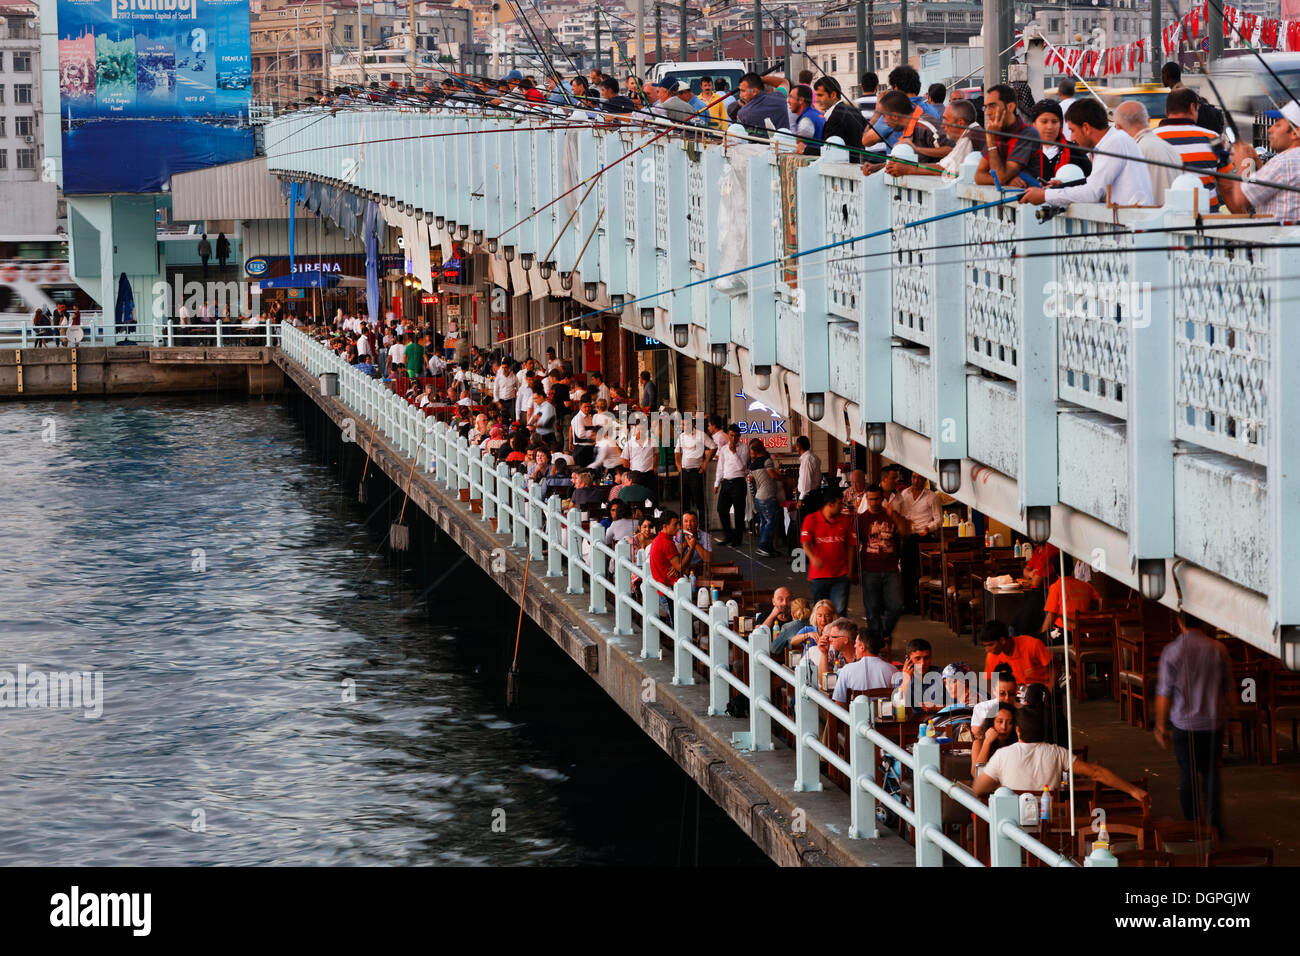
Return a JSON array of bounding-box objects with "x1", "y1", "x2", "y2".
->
[{"x1": 277, "y1": 322, "x2": 1079, "y2": 868}]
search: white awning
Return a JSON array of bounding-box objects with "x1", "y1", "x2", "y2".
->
[{"x1": 170, "y1": 157, "x2": 291, "y2": 222}]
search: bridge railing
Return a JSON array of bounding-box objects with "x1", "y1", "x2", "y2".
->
[{"x1": 282, "y1": 321, "x2": 1107, "y2": 868}]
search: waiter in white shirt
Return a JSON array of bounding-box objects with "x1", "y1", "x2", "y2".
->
[
  {"x1": 795, "y1": 435, "x2": 823, "y2": 524},
  {"x1": 674, "y1": 416, "x2": 715, "y2": 527},
  {"x1": 712, "y1": 425, "x2": 749, "y2": 548},
  {"x1": 896, "y1": 470, "x2": 943, "y2": 615},
  {"x1": 570, "y1": 399, "x2": 598, "y2": 467},
  {"x1": 1018, "y1": 98, "x2": 1153, "y2": 208},
  {"x1": 621, "y1": 420, "x2": 659, "y2": 494}
]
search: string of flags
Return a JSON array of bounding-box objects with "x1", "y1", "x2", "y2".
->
[{"x1": 1025, "y1": 2, "x2": 1299, "y2": 78}]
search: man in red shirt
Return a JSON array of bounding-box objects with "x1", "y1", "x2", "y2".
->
[
  {"x1": 800, "y1": 487, "x2": 857, "y2": 616},
  {"x1": 1041, "y1": 555, "x2": 1100, "y2": 643},
  {"x1": 980, "y1": 620, "x2": 1055, "y2": 686},
  {"x1": 648, "y1": 510, "x2": 700, "y2": 621}
]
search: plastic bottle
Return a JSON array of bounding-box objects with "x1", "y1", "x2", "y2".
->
[
  {"x1": 1039, "y1": 786, "x2": 1052, "y2": 825},
  {"x1": 1014, "y1": 541, "x2": 1022, "y2": 558},
  {"x1": 1095, "y1": 823, "x2": 1110, "y2": 852}
]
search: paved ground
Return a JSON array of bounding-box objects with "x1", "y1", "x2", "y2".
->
[{"x1": 710, "y1": 535, "x2": 1300, "y2": 865}]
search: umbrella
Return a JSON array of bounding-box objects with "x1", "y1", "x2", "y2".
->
[{"x1": 114, "y1": 272, "x2": 135, "y2": 343}]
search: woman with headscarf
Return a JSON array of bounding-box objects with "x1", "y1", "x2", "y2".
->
[{"x1": 1024, "y1": 100, "x2": 1092, "y2": 184}]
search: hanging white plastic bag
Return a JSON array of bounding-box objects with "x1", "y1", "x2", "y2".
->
[{"x1": 715, "y1": 144, "x2": 765, "y2": 296}]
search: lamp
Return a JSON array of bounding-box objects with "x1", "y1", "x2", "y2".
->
[
  {"x1": 673, "y1": 324, "x2": 690, "y2": 348},
  {"x1": 865, "y1": 422, "x2": 887, "y2": 454},
  {"x1": 521, "y1": 252, "x2": 534, "y2": 271},
  {"x1": 423, "y1": 211, "x2": 433, "y2": 224},
  {"x1": 559, "y1": 270, "x2": 573, "y2": 290},
  {"x1": 592, "y1": 331, "x2": 603, "y2": 343},
  {"x1": 563, "y1": 324, "x2": 574, "y2": 336},
  {"x1": 538, "y1": 260, "x2": 555, "y2": 279},
  {"x1": 610, "y1": 294, "x2": 625, "y2": 310},
  {"x1": 640, "y1": 307, "x2": 655, "y2": 331},
  {"x1": 753, "y1": 364, "x2": 772, "y2": 390},
  {"x1": 405, "y1": 203, "x2": 414, "y2": 216},
  {"x1": 1025, "y1": 505, "x2": 1052, "y2": 544},
  {"x1": 580, "y1": 329, "x2": 591, "y2": 340},
  {"x1": 805, "y1": 392, "x2": 825, "y2": 421},
  {"x1": 458, "y1": 223, "x2": 470, "y2": 240},
  {"x1": 435, "y1": 215, "x2": 445, "y2": 229},
  {"x1": 938, "y1": 459, "x2": 962, "y2": 494},
  {"x1": 446, "y1": 220, "x2": 457, "y2": 237},
  {"x1": 1137, "y1": 558, "x2": 1166, "y2": 601},
  {"x1": 472, "y1": 228, "x2": 484, "y2": 244},
  {"x1": 710, "y1": 342, "x2": 728, "y2": 366},
  {"x1": 503, "y1": 244, "x2": 515, "y2": 262},
  {"x1": 488, "y1": 238, "x2": 499, "y2": 254},
  {"x1": 584, "y1": 281, "x2": 598, "y2": 301},
  {"x1": 403, "y1": 275, "x2": 413, "y2": 287}
]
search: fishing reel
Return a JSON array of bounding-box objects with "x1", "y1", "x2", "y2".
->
[{"x1": 1036, "y1": 204, "x2": 1069, "y2": 224}]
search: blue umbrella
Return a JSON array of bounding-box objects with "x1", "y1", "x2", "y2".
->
[{"x1": 114, "y1": 272, "x2": 135, "y2": 342}]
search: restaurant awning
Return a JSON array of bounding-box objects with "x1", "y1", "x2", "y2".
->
[{"x1": 256, "y1": 271, "x2": 344, "y2": 290}]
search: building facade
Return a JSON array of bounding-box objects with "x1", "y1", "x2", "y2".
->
[{"x1": 0, "y1": 0, "x2": 59, "y2": 234}]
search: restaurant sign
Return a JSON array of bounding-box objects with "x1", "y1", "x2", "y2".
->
[{"x1": 730, "y1": 390, "x2": 790, "y2": 450}]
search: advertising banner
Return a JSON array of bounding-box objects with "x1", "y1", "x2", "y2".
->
[{"x1": 57, "y1": 0, "x2": 254, "y2": 194}]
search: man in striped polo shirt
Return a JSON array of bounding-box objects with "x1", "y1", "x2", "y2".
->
[{"x1": 1154, "y1": 87, "x2": 1232, "y2": 210}]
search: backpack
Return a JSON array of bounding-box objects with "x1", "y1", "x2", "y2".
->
[{"x1": 1195, "y1": 95, "x2": 1225, "y2": 136}]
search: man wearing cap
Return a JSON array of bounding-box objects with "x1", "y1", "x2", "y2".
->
[
  {"x1": 1220, "y1": 100, "x2": 1300, "y2": 219},
  {"x1": 732, "y1": 72, "x2": 791, "y2": 139}
]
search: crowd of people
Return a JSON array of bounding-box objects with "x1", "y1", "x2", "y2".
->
[{"x1": 296, "y1": 58, "x2": 1300, "y2": 220}]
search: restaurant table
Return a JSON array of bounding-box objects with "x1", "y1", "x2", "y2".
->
[{"x1": 983, "y1": 584, "x2": 1043, "y2": 629}]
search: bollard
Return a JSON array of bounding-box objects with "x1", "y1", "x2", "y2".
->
[
  {"x1": 748, "y1": 625, "x2": 773, "y2": 751},
  {"x1": 613, "y1": 539, "x2": 633, "y2": 635},
  {"x1": 913, "y1": 736, "x2": 943, "y2": 867},
  {"x1": 848, "y1": 695, "x2": 878, "y2": 838},
  {"x1": 672, "y1": 579, "x2": 694, "y2": 685},
  {"x1": 988, "y1": 788, "x2": 1023, "y2": 868},
  {"x1": 793, "y1": 659, "x2": 822, "y2": 793},
  {"x1": 566, "y1": 507, "x2": 584, "y2": 595}
]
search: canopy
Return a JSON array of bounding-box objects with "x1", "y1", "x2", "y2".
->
[{"x1": 256, "y1": 271, "x2": 344, "y2": 290}]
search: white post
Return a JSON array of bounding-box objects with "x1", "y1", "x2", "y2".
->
[
  {"x1": 848, "y1": 694, "x2": 877, "y2": 838},
  {"x1": 988, "y1": 787, "x2": 1023, "y2": 868},
  {"x1": 640, "y1": 551, "x2": 659, "y2": 659},
  {"x1": 566, "y1": 507, "x2": 584, "y2": 594},
  {"x1": 672, "y1": 578, "x2": 694, "y2": 685},
  {"x1": 749, "y1": 625, "x2": 773, "y2": 751},
  {"x1": 793, "y1": 659, "x2": 822, "y2": 792},
  {"x1": 913, "y1": 736, "x2": 943, "y2": 867},
  {"x1": 708, "y1": 602, "x2": 729, "y2": 716},
  {"x1": 614, "y1": 539, "x2": 633, "y2": 635}
]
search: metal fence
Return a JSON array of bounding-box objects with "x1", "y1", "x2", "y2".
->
[
  {"x1": 281, "y1": 322, "x2": 1118, "y2": 869},
  {"x1": 0, "y1": 316, "x2": 280, "y2": 349}
]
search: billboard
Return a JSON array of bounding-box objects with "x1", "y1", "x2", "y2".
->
[{"x1": 56, "y1": 0, "x2": 254, "y2": 194}]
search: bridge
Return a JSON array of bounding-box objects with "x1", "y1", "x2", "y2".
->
[{"x1": 263, "y1": 105, "x2": 1300, "y2": 666}]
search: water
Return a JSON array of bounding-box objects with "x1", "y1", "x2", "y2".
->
[{"x1": 0, "y1": 396, "x2": 770, "y2": 867}]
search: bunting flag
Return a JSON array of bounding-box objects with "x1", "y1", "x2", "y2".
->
[{"x1": 1041, "y1": 2, "x2": 1300, "y2": 79}]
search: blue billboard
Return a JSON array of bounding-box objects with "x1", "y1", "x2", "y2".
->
[{"x1": 57, "y1": 0, "x2": 254, "y2": 194}]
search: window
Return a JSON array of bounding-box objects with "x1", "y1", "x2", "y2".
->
[
  {"x1": 829, "y1": 54, "x2": 837, "y2": 72},
  {"x1": 16, "y1": 147, "x2": 35, "y2": 170},
  {"x1": 0, "y1": 118, "x2": 5, "y2": 137},
  {"x1": 13, "y1": 52, "x2": 31, "y2": 72},
  {"x1": 15, "y1": 84, "x2": 31, "y2": 104},
  {"x1": 0, "y1": 87, "x2": 6, "y2": 104},
  {"x1": 0, "y1": 150, "x2": 7, "y2": 170},
  {"x1": 362, "y1": 24, "x2": 369, "y2": 38},
  {"x1": 16, "y1": 116, "x2": 32, "y2": 138},
  {"x1": 344, "y1": 23, "x2": 353, "y2": 41},
  {"x1": 0, "y1": 53, "x2": 5, "y2": 71}
]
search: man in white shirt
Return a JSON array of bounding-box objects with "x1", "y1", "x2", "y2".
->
[
  {"x1": 712, "y1": 425, "x2": 749, "y2": 548},
  {"x1": 833, "y1": 627, "x2": 899, "y2": 704},
  {"x1": 621, "y1": 420, "x2": 659, "y2": 493},
  {"x1": 795, "y1": 434, "x2": 823, "y2": 522},
  {"x1": 355, "y1": 331, "x2": 371, "y2": 359},
  {"x1": 674, "y1": 416, "x2": 715, "y2": 527},
  {"x1": 494, "y1": 359, "x2": 517, "y2": 403},
  {"x1": 386, "y1": 339, "x2": 406, "y2": 379},
  {"x1": 674, "y1": 508, "x2": 713, "y2": 577},
  {"x1": 896, "y1": 470, "x2": 942, "y2": 615},
  {"x1": 1057, "y1": 80, "x2": 1077, "y2": 142},
  {"x1": 1018, "y1": 98, "x2": 1153, "y2": 208},
  {"x1": 974, "y1": 705, "x2": 1149, "y2": 806},
  {"x1": 570, "y1": 398, "x2": 597, "y2": 467},
  {"x1": 1113, "y1": 100, "x2": 1181, "y2": 206},
  {"x1": 589, "y1": 371, "x2": 611, "y2": 405},
  {"x1": 526, "y1": 386, "x2": 556, "y2": 442}
]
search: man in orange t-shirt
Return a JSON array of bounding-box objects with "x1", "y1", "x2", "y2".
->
[
  {"x1": 1041, "y1": 555, "x2": 1099, "y2": 641},
  {"x1": 980, "y1": 620, "x2": 1055, "y2": 685}
]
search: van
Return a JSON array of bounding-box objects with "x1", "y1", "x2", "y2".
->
[{"x1": 650, "y1": 59, "x2": 747, "y2": 96}]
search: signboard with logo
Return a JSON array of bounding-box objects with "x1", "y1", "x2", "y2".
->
[
  {"x1": 633, "y1": 334, "x2": 668, "y2": 350},
  {"x1": 56, "y1": 0, "x2": 256, "y2": 193},
  {"x1": 243, "y1": 254, "x2": 403, "y2": 279},
  {"x1": 730, "y1": 390, "x2": 791, "y2": 451}
]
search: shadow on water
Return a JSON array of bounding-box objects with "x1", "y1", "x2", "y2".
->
[{"x1": 0, "y1": 392, "x2": 771, "y2": 867}]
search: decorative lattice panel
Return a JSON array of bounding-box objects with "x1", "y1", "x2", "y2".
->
[
  {"x1": 1056, "y1": 219, "x2": 1134, "y2": 418},
  {"x1": 1174, "y1": 237, "x2": 1270, "y2": 464},
  {"x1": 824, "y1": 173, "x2": 863, "y2": 321},
  {"x1": 653, "y1": 144, "x2": 669, "y2": 252},
  {"x1": 891, "y1": 186, "x2": 933, "y2": 345},
  {"x1": 966, "y1": 202, "x2": 1020, "y2": 380},
  {"x1": 687, "y1": 155, "x2": 706, "y2": 270}
]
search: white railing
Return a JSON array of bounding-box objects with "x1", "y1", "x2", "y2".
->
[
  {"x1": 0, "y1": 316, "x2": 280, "y2": 349},
  {"x1": 281, "y1": 321, "x2": 1110, "y2": 869}
]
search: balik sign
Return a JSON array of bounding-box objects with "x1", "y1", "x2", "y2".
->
[{"x1": 735, "y1": 391, "x2": 789, "y2": 449}]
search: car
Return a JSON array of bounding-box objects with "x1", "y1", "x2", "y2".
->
[
  {"x1": 1068, "y1": 82, "x2": 1171, "y2": 126},
  {"x1": 1185, "y1": 52, "x2": 1300, "y2": 149},
  {"x1": 650, "y1": 59, "x2": 746, "y2": 97}
]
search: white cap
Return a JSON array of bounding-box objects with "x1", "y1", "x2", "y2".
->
[{"x1": 1283, "y1": 99, "x2": 1300, "y2": 128}]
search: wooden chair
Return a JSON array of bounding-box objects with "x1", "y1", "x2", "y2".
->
[
  {"x1": 1115, "y1": 848, "x2": 1175, "y2": 867},
  {"x1": 1208, "y1": 846, "x2": 1274, "y2": 866},
  {"x1": 1075, "y1": 820, "x2": 1148, "y2": 858},
  {"x1": 1066, "y1": 610, "x2": 1118, "y2": 702},
  {"x1": 1226, "y1": 660, "x2": 1264, "y2": 764},
  {"x1": 1117, "y1": 628, "x2": 1172, "y2": 730},
  {"x1": 1265, "y1": 672, "x2": 1300, "y2": 764},
  {"x1": 1153, "y1": 819, "x2": 1220, "y2": 865}
]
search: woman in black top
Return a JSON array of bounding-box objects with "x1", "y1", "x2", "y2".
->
[{"x1": 1025, "y1": 100, "x2": 1091, "y2": 185}]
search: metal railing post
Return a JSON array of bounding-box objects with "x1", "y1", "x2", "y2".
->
[
  {"x1": 749, "y1": 625, "x2": 772, "y2": 750},
  {"x1": 848, "y1": 695, "x2": 878, "y2": 838},
  {"x1": 613, "y1": 539, "x2": 633, "y2": 635},
  {"x1": 167, "y1": 322, "x2": 175, "y2": 346},
  {"x1": 707, "y1": 602, "x2": 729, "y2": 716},
  {"x1": 496, "y1": 463, "x2": 514, "y2": 539},
  {"x1": 672, "y1": 579, "x2": 695, "y2": 685},
  {"x1": 913, "y1": 736, "x2": 943, "y2": 867},
  {"x1": 793, "y1": 659, "x2": 822, "y2": 792},
  {"x1": 512, "y1": 474, "x2": 529, "y2": 549},
  {"x1": 566, "y1": 507, "x2": 584, "y2": 594},
  {"x1": 482, "y1": 453, "x2": 497, "y2": 524},
  {"x1": 988, "y1": 787, "x2": 1023, "y2": 868},
  {"x1": 216, "y1": 321, "x2": 223, "y2": 347},
  {"x1": 640, "y1": 551, "x2": 659, "y2": 659},
  {"x1": 457, "y1": 437, "x2": 470, "y2": 494},
  {"x1": 545, "y1": 495, "x2": 563, "y2": 577},
  {"x1": 588, "y1": 527, "x2": 607, "y2": 616},
  {"x1": 528, "y1": 483, "x2": 544, "y2": 562}
]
